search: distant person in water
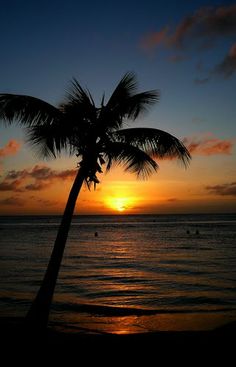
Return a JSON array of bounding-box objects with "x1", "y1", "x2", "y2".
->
[{"x1": 94, "y1": 232, "x2": 98, "y2": 237}]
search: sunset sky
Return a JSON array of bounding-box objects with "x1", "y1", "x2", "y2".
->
[{"x1": 0, "y1": 0, "x2": 236, "y2": 215}]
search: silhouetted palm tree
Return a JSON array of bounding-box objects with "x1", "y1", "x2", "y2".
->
[{"x1": 0, "y1": 72, "x2": 191, "y2": 331}]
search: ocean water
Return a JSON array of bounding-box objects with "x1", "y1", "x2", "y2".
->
[{"x1": 0, "y1": 213, "x2": 236, "y2": 334}]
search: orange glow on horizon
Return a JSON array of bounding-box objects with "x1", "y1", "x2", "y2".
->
[
  {"x1": 105, "y1": 196, "x2": 136, "y2": 213},
  {"x1": 0, "y1": 160, "x2": 236, "y2": 215}
]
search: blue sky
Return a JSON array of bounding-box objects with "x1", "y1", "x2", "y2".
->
[
  {"x1": 0, "y1": 0, "x2": 236, "y2": 214},
  {"x1": 0, "y1": 1, "x2": 235, "y2": 129}
]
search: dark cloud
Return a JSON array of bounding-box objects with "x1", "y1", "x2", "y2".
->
[
  {"x1": 206, "y1": 182, "x2": 236, "y2": 196},
  {"x1": 168, "y1": 14, "x2": 198, "y2": 48},
  {"x1": 30, "y1": 165, "x2": 53, "y2": 180},
  {"x1": 140, "y1": 26, "x2": 169, "y2": 50},
  {"x1": 214, "y1": 43, "x2": 236, "y2": 78},
  {"x1": 0, "y1": 179, "x2": 23, "y2": 192},
  {"x1": 28, "y1": 195, "x2": 57, "y2": 206},
  {"x1": 140, "y1": 4, "x2": 236, "y2": 80},
  {"x1": 37, "y1": 198, "x2": 56, "y2": 206},
  {"x1": 142, "y1": 5, "x2": 236, "y2": 51},
  {"x1": 24, "y1": 182, "x2": 51, "y2": 191},
  {"x1": 168, "y1": 5, "x2": 236, "y2": 49},
  {"x1": 0, "y1": 165, "x2": 77, "y2": 192},
  {"x1": 0, "y1": 196, "x2": 25, "y2": 206},
  {"x1": 6, "y1": 169, "x2": 29, "y2": 180},
  {"x1": 6, "y1": 165, "x2": 76, "y2": 181},
  {"x1": 56, "y1": 169, "x2": 78, "y2": 180}
]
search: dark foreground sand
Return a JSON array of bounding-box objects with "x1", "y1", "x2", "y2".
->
[{"x1": 1, "y1": 316, "x2": 236, "y2": 361}]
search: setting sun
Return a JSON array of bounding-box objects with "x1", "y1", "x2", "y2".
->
[{"x1": 106, "y1": 196, "x2": 134, "y2": 212}]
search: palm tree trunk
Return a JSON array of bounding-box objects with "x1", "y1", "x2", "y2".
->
[{"x1": 25, "y1": 167, "x2": 85, "y2": 331}]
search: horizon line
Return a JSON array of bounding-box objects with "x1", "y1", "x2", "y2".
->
[{"x1": 0, "y1": 212, "x2": 235, "y2": 217}]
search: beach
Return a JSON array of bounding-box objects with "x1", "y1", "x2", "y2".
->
[{"x1": 1, "y1": 316, "x2": 236, "y2": 363}]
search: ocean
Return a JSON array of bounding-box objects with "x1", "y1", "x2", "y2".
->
[{"x1": 0, "y1": 213, "x2": 236, "y2": 334}]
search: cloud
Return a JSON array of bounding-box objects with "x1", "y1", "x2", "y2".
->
[
  {"x1": 206, "y1": 182, "x2": 236, "y2": 196},
  {"x1": 0, "y1": 164, "x2": 77, "y2": 192},
  {"x1": 183, "y1": 134, "x2": 234, "y2": 156},
  {"x1": 37, "y1": 198, "x2": 57, "y2": 206},
  {"x1": 0, "y1": 179, "x2": 23, "y2": 192},
  {"x1": 6, "y1": 169, "x2": 29, "y2": 180},
  {"x1": 166, "y1": 198, "x2": 178, "y2": 202},
  {"x1": 168, "y1": 5, "x2": 236, "y2": 49},
  {"x1": 140, "y1": 4, "x2": 236, "y2": 80},
  {"x1": 214, "y1": 43, "x2": 236, "y2": 78},
  {"x1": 0, "y1": 139, "x2": 21, "y2": 158},
  {"x1": 141, "y1": 5, "x2": 236, "y2": 51},
  {"x1": 5, "y1": 165, "x2": 77, "y2": 181},
  {"x1": 141, "y1": 26, "x2": 169, "y2": 50},
  {"x1": 194, "y1": 43, "x2": 236, "y2": 82},
  {"x1": 24, "y1": 182, "x2": 51, "y2": 191},
  {"x1": 29, "y1": 195, "x2": 57, "y2": 206},
  {"x1": 0, "y1": 196, "x2": 25, "y2": 206},
  {"x1": 0, "y1": 140, "x2": 21, "y2": 174}
]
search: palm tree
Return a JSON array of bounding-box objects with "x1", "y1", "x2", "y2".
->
[{"x1": 0, "y1": 72, "x2": 191, "y2": 331}]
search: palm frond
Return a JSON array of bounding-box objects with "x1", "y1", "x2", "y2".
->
[
  {"x1": 106, "y1": 72, "x2": 138, "y2": 109},
  {"x1": 98, "y1": 72, "x2": 159, "y2": 131},
  {"x1": 124, "y1": 91, "x2": 159, "y2": 120},
  {"x1": 25, "y1": 121, "x2": 77, "y2": 159},
  {"x1": 0, "y1": 94, "x2": 60, "y2": 126},
  {"x1": 67, "y1": 78, "x2": 95, "y2": 106},
  {"x1": 60, "y1": 78, "x2": 97, "y2": 123},
  {"x1": 113, "y1": 128, "x2": 191, "y2": 167},
  {"x1": 103, "y1": 141, "x2": 158, "y2": 179}
]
